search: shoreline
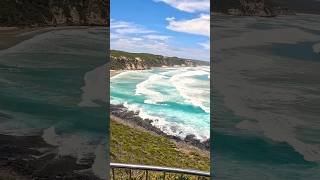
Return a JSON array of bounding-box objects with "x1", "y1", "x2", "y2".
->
[
  {"x1": 0, "y1": 26, "x2": 106, "y2": 51},
  {"x1": 110, "y1": 70, "x2": 123, "y2": 78},
  {"x1": 110, "y1": 104, "x2": 210, "y2": 151},
  {"x1": 110, "y1": 65, "x2": 210, "y2": 78}
]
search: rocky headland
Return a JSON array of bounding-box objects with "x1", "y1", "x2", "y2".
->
[{"x1": 110, "y1": 50, "x2": 209, "y2": 70}]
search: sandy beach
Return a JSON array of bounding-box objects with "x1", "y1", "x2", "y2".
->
[{"x1": 110, "y1": 70, "x2": 122, "y2": 78}]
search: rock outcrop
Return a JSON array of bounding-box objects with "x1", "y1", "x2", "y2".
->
[
  {"x1": 0, "y1": 0, "x2": 108, "y2": 26},
  {"x1": 213, "y1": 0, "x2": 295, "y2": 17}
]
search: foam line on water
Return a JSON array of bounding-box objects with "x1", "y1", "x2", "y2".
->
[
  {"x1": 313, "y1": 43, "x2": 320, "y2": 54},
  {"x1": 123, "y1": 102, "x2": 209, "y2": 141},
  {"x1": 135, "y1": 74, "x2": 167, "y2": 104},
  {"x1": 170, "y1": 69, "x2": 210, "y2": 113},
  {"x1": 79, "y1": 64, "x2": 107, "y2": 107},
  {"x1": 42, "y1": 126, "x2": 96, "y2": 164}
]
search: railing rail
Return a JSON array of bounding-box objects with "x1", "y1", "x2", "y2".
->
[{"x1": 110, "y1": 163, "x2": 210, "y2": 179}]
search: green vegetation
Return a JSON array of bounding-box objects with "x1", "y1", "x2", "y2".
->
[
  {"x1": 110, "y1": 119, "x2": 210, "y2": 179},
  {"x1": 110, "y1": 50, "x2": 209, "y2": 70}
]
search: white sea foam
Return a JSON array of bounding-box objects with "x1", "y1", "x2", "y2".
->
[
  {"x1": 78, "y1": 64, "x2": 107, "y2": 107},
  {"x1": 0, "y1": 28, "x2": 106, "y2": 67},
  {"x1": 92, "y1": 140, "x2": 107, "y2": 179},
  {"x1": 135, "y1": 74, "x2": 167, "y2": 104},
  {"x1": 313, "y1": 43, "x2": 320, "y2": 54},
  {"x1": 112, "y1": 67, "x2": 210, "y2": 141},
  {"x1": 216, "y1": 28, "x2": 320, "y2": 52},
  {"x1": 123, "y1": 102, "x2": 209, "y2": 141},
  {"x1": 214, "y1": 14, "x2": 320, "y2": 162},
  {"x1": 42, "y1": 127, "x2": 59, "y2": 146},
  {"x1": 42, "y1": 127, "x2": 96, "y2": 164},
  {"x1": 170, "y1": 70, "x2": 210, "y2": 113},
  {"x1": 216, "y1": 50, "x2": 320, "y2": 162}
]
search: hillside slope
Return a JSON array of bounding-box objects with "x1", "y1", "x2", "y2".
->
[{"x1": 110, "y1": 119, "x2": 210, "y2": 171}]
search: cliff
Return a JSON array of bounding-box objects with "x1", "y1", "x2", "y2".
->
[
  {"x1": 213, "y1": 0, "x2": 295, "y2": 17},
  {"x1": 110, "y1": 50, "x2": 209, "y2": 70},
  {"x1": 0, "y1": 0, "x2": 108, "y2": 27}
]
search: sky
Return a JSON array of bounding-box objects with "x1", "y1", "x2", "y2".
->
[{"x1": 110, "y1": 0, "x2": 210, "y2": 61}]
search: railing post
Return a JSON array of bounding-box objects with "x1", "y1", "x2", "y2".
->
[
  {"x1": 145, "y1": 170, "x2": 148, "y2": 180},
  {"x1": 129, "y1": 169, "x2": 132, "y2": 180},
  {"x1": 163, "y1": 172, "x2": 166, "y2": 180},
  {"x1": 112, "y1": 168, "x2": 115, "y2": 180}
]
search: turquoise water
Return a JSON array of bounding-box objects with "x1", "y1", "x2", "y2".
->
[
  {"x1": 0, "y1": 28, "x2": 107, "y2": 177},
  {"x1": 111, "y1": 66, "x2": 210, "y2": 141},
  {"x1": 213, "y1": 14, "x2": 320, "y2": 179}
]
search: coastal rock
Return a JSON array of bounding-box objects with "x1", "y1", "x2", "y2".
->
[
  {"x1": 185, "y1": 134, "x2": 210, "y2": 150},
  {"x1": 0, "y1": 0, "x2": 108, "y2": 26}
]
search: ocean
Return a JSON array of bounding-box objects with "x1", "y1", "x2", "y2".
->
[
  {"x1": 213, "y1": 14, "x2": 320, "y2": 179},
  {"x1": 0, "y1": 27, "x2": 108, "y2": 178},
  {"x1": 111, "y1": 66, "x2": 210, "y2": 141}
]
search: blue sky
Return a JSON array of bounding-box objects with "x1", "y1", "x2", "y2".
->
[{"x1": 110, "y1": 0, "x2": 210, "y2": 61}]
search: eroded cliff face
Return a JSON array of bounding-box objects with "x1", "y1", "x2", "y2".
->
[
  {"x1": 49, "y1": 0, "x2": 108, "y2": 26},
  {"x1": 111, "y1": 56, "x2": 150, "y2": 70},
  {"x1": 213, "y1": 0, "x2": 295, "y2": 17},
  {"x1": 0, "y1": 0, "x2": 108, "y2": 26},
  {"x1": 110, "y1": 55, "x2": 207, "y2": 70}
]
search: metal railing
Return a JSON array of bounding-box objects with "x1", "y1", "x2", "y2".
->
[{"x1": 110, "y1": 163, "x2": 210, "y2": 180}]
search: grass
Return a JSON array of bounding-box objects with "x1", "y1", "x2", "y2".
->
[{"x1": 110, "y1": 119, "x2": 210, "y2": 179}]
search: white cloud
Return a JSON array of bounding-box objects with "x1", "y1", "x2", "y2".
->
[
  {"x1": 112, "y1": 37, "x2": 209, "y2": 61},
  {"x1": 145, "y1": 34, "x2": 171, "y2": 41},
  {"x1": 132, "y1": 37, "x2": 144, "y2": 41},
  {"x1": 111, "y1": 20, "x2": 154, "y2": 34},
  {"x1": 166, "y1": 14, "x2": 210, "y2": 37},
  {"x1": 166, "y1": 17, "x2": 175, "y2": 21},
  {"x1": 111, "y1": 19, "x2": 209, "y2": 61},
  {"x1": 155, "y1": 0, "x2": 209, "y2": 13},
  {"x1": 198, "y1": 41, "x2": 210, "y2": 49}
]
